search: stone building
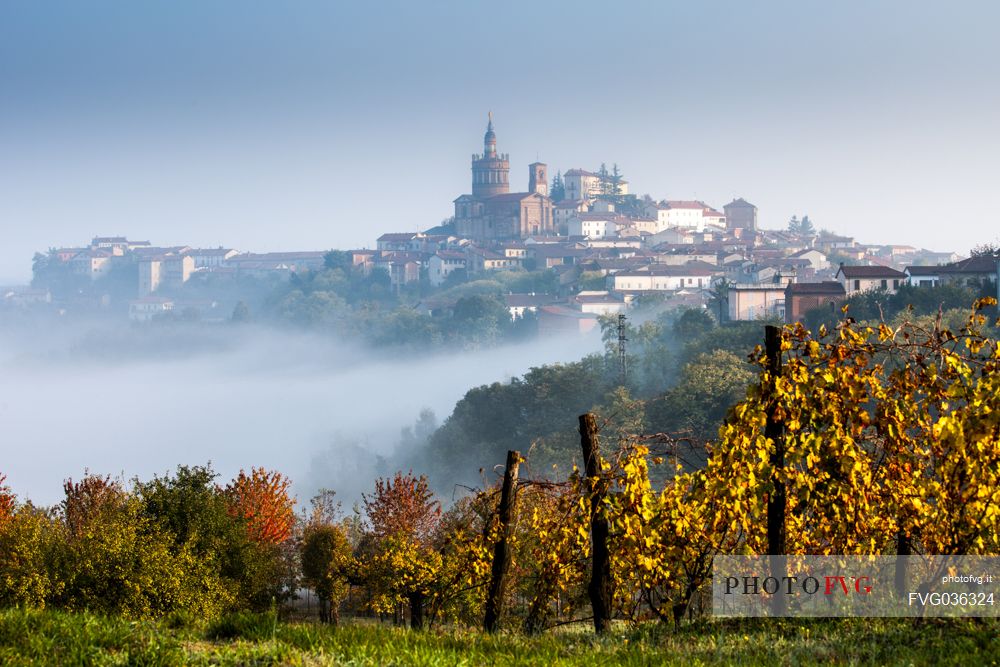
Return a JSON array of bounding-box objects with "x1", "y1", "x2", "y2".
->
[
  {"x1": 454, "y1": 114, "x2": 554, "y2": 241},
  {"x1": 724, "y1": 198, "x2": 757, "y2": 233}
]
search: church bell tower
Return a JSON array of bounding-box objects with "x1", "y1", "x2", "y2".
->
[{"x1": 472, "y1": 112, "x2": 510, "y2": 197}]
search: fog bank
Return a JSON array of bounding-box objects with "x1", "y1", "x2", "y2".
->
[{"x1": 0, "y1": 320, "x2": 601, "y2": 506}]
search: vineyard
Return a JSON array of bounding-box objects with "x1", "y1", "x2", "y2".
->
[{"x1": 1, "y1": 300, "x2": 998, "y2": 656}]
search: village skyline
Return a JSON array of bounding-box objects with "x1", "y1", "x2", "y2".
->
[{"x1": 4, "y1": 2, "x2": 999, "y2": 283}]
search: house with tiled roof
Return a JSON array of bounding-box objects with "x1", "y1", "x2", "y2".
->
[
  {"x1": 904, "y1": 265, "x2": 942, "y2": 287},
  {"x1": 784, "y1": 281, "x2": 847, "y2": 323},
  {"x1": 938, "y1": 255, "x2": 999, "y2": 288},
  {"x1": 836, "y1": 264, "x2": 907, "y2": 296},
  {"x1": 611, "y1": 264, "x2": 716, "y2": 293},
  {"x1": 642, "y1": 200, "x2": 722, "y2": 232},
  {"x1": 428, "y1": 250, "x2": 468, "y2": 286}
]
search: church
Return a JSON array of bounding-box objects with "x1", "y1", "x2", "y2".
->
[{"x1": 453, "y1": 114, "x2": 555, "y2": 241}]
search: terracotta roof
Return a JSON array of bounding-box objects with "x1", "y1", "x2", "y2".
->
[
  {"x1": 377, "y1": 233, "x2": 419, "y2": 242},
  {"x1": 485, "y1": 192, "x2": 540, "y2": 202},
  {"x1": 434, "y1": 250, "x2": 467, "y2": 261},
  {"x1": 724, "y1": 198, "x2": 756, "y2": 209},
  {"x1": 786, "y1": 282, "x2": 846, "y2": 296},
  {"x1": 945, "y1": 255, "x2": 998, "y2": 273},
  {"x1": 837, "y1": 265, "x2": 906, "y2": 279},
  {"x1": 618, "y1": 265, "x2": 715, "y2": 277},
  {"x1": 904, "y1": 266, "x2": 942, "y2": 276}
]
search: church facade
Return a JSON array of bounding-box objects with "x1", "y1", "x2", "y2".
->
[{"x1": 454, "y1": 115, "x2": 554, "y2": 241}]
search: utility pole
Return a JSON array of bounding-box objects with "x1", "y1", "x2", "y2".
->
[{"x1": 617, "y1": 313, "x2": 628, "y2": 385}]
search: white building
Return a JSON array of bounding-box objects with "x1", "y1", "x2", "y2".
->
[
  {"x1": 572, "y1": 291, "x2": 627, "y2": 315},
  {"x1": 187, "y1": 248, "x2": 239, "y2": 269},
  {"x1": 612, "y1": 265, "x2": 716, "y2": 292},
  {"x1": 129, "y1": 297, "x2": 174, "y2": 322},
  {"x1": 567, "y1": 213, "x2": 618, "y2": 239},
  {"x1": 836, "y1": 265, "x2": 907, "y2": 296},
  {"x1": 727, "y1": 284, "x2": 787, "y2": 321},
  {"x1": 428, "y1": 250, "x2": 468, "y2": 286},
  {"x1": 554, "y1": 200, "x2": 588, "y2": 235},
  {"x1": 642, "y1": 200, "x2": 722, "y2": 232}
]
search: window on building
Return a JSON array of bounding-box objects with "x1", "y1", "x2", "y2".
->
[
  {"x1": 881, "y1": 279, "x2": 887, "y2": 289},
  {"x1": 854, "y1": 280, "x2": 860, "y2": 291}
]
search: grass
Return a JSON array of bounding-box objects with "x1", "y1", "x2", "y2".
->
[{"x1": 0, "y1": 608, "x2": 997, "y2": 666}]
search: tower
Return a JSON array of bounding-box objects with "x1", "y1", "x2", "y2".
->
[
  {"x1": 528, "y1": 162, "x2": 548, "y2": 196},
  {"x1": 472, "y1": 112, "x2": 510, "y2": 198}
]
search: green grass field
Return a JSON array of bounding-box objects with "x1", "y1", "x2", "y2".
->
[{"x1": 0, "y1": 609, "x2": 997, "y2": 666}]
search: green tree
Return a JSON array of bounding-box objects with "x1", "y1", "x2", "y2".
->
[
  {"x1": 300, "y1": 523, "x2": 353, "y2": 624},
  {"x1": 648, "y1": 350, "x2": 755, "y2": 447},
  {"x1": 550, "y1": 171, "x2": 565, "y2": 201},
  {"x1": 137, "y1": 464, "x2": 291, "y2": 612},
  {"x1": 54, "y1": 473, "x2": 229, "y2": 618},
  {"x1": 0, "y1": 504, "x2": 60, "y2": 609},
  {"x1": 707, "y1": 279, "x2": 732, "y2": 323},
  {"x1": 672, "y1": 308, "x2": 715, "y2": 340},
  {"x1": 323, "y1": 250, "x2": 355, "y2": 272}
]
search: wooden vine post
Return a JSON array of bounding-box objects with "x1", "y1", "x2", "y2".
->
[
  {"x1": 580, "y1": 413, "x2": 612, "y2": 633},
  {"x1": 484, "y1": 449, "x2": 521, "y2": 633},
  {"x1": 764, "y1": 325, "x2": 788, "y2": 615}
]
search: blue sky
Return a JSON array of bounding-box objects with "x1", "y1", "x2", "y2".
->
[{"x1": 2, "y1": 1, "x2": 998, "y2": 282}]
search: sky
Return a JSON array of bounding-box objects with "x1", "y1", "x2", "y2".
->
[{"x1": 2, "y1": 0, "x2": 998, "y2": 283}]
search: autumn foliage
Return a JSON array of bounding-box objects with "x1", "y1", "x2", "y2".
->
[
  {"x1": 362, "y1": 471, "x2": 440, "y2": 543},
  {"x1": 0, "y1": 474, "x2": 14, "y2": 528},
  {"x1": 224, "y1": 467, "x2": 296, "y2": 545}
]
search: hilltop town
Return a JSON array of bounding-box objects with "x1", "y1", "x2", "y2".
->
[{"x1": 11, "y1": 115, "x2": 998, "y2": 332}]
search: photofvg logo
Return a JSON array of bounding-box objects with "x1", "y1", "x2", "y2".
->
[{"x1": 712, "y1": 556, "x2": 1000, "y2": 618}]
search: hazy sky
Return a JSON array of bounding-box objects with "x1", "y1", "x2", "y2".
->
[{"x1": 2, "y1": 1, "x2": 998, "y2": 282}]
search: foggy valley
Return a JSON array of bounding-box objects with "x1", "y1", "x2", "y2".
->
[{"x1": 0, "y1": 319, "x2": 602, "y2": 507}]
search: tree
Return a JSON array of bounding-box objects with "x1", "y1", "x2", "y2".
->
[
  {"x1": 550, "y1": 171, "x2": 565, "y2": 201},
  {"x1": 610, "y1": 163, "x2": 624, "y2": 201},
  {"x1": 55, "y1": 473, "x2": 229, "y2": 618},
  {"x1": 363, "y1": 472, "x2": 441, "y2": 543},
  {"x1": 300, "y1": 523, "x2": 353, "y2": 624},
  {"x1": 707, "y1": 279, "x2": 732, "y2": 323},
  {"x1": 648, "y1": 350, "x2": 755, "y2": 446},
  {"x1": 971, "y1": 242, "x2": 1000, "y2": 258},
  {"x1": 672, "y1": 308, "x2": 715, "y2": 340},
  {"x1": 799, "y1": 215, "x2": 815, "y2": 235},
  {"x1": 224, "y1": 468, "x2": 296, "y2": 545},
  {"x1": 137, "y1": 464, "x2": 292, "y2": 611},
  {"x1": 361, "y1": 471, "x2": 443, "y2": 628},
  {"x1": 0, "y1": 474, "x2": 14, "y2": 529},
  {"x1": 0, "y1": 503, "x2": 59, "y2": 609},
  {"x1": 787, "y1": 215, "x2": 801, "y2": 233},
  {"x1": 323, "y1": 250, "x2": 355, "y2": 272}
]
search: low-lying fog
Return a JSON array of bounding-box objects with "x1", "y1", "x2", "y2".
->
[{"x1": 0, "y1": 319, "x2": 601, "y2": 507}]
